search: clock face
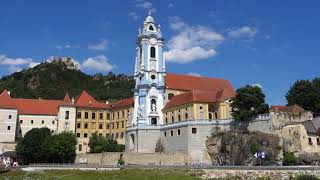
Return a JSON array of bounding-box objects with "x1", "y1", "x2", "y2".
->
[{"x1": 150, "y1": 38, "x2": 157, "y2": 45}]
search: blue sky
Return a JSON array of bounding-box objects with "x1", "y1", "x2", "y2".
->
[{"x1": 0, "y1": 0, "x2": 319, "y2": 105}]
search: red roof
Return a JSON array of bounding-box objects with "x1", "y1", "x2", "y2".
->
[
  {"x1": 111, "y1": 98, "x2": 134, "y2": 109},
  {"x1": 165, "y1": 73, "x2": 235, "y2": 94},
  {"x1": 14, "y1": 98, "x2": 64, "y2": 115},
  {"x1": 270, "y1": 105, "x2": 287, "y2": 110},
  {"x1": 63, "y1": 93, "x2": 72, "y2": 103},
  {"x1": 0, "y1": 90, "x2": 16, "y2": 109},
  {"x1": 164, "y1": 89, "x2": 234, "y2": 110},
  {"x1": 74, "y1": 90, "x2": 110, "y2": 109}
]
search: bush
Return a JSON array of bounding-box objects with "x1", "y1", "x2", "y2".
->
[
  {"x1": 117, "y1": 144, "x2": 125, "y2": 152},
  {"x1": 283, "y1": 152, "x2": 298, "y2": 166},
  {"x1": 118, "y1": 159, "x2": 125, "y2": 165},
  {"x1": 250, "y1": 142, "x2": 260, "y2": 154},
  {"x1": 295, "y1": 174, "x2": 319, "y2": 180}
]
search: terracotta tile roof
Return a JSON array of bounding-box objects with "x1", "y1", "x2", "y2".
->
[
  {"x1": 270, "y1": 105, "x2": 305, "y2": 113},
  {"x1": 63, "y1": 93, "x2": 72, "y2": 103},
  {"x1": 165, "y1": 73, "x2": 235, "y2": 94},
  {"x1": 14, "y1": 98, "x2": 63, "y2": 115},
  {"x1": 163, "y1": 89, "x2": 233, "y2": 110},
  {"x1": 111, "y1": 98, "x2": 134, "y2": 109},
  {"x1": 74, "y1": 90, "x2": 110, "y2": 109},
  {"x1": 0, "y1": 89, "x2": 16, "y2": 109}
]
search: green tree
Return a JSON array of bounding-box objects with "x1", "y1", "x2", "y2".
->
[
  {"x1": 88, "y1": 132, "x2": 108, "y2": 153},
  {"x1": 42, "y1": 131, "x2": 77, "y2": 163},
  {"x1": 88, "y1": 132, "x2": 123, "y2": 153},
  {"x1": 231, "y1": 85, "x2": 269, "y2": 121},
  {"x1": 15, "y1": 128, "x2": 51, "y2": 163},
  {"x1": 286, "y1": 78, "x2": 320, "y2": 114},
  {"x1": 283, "y1": 152, "x2": 298, "y2": 166}
]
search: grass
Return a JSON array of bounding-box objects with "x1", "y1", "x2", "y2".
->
[{"x1": 0, "y1": 169, "x2": 201, "y2": 180}]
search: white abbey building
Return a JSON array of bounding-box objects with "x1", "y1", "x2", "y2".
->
[{"x1": 125, "y1": 12, "x2": 236, "y2": 159}]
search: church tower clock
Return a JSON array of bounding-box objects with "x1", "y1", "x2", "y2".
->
[{"x1": 126, "y1": 12, "x2": 166, "y2": 153}]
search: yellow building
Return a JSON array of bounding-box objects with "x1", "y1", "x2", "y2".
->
[
  {"x1": 74, "y1": 91, "x2": 111, "y2": 154},
  {"x1": 162, "y1": 74, "x2": 235, "y2": 124},
  {"x1": 110, "y1": 98, "x2": 134, "y2": 144}
]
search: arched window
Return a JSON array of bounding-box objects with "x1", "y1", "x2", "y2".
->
[
  {"x1": 149, "y1": 25, "x2": 154, "y2": 31},
  {"x1": 168, "y1": 93, "x2": 174, "y2": 100},
  {"x1": 178, "y1": 115, "x2": 181, "y2": 121},
  {"x1": 171, "y1": 116, "x2": 174, "y2": 123},
  {"x1": 215, "y1": 112, "x2": 218, "y2": 119},
  {"x1": 150, "y1": 47, "x2": 156, "y2": 58},
  {"x1": 209, "y1": 113, "x2": 212, "y2": 119},
  {"x1": 185, "y1": 113, "x2": 188, "y2": 120},
  {"x1": 151, "y1": 99, "x2": 156, "y2": 112}
]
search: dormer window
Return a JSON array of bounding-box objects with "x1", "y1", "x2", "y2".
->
[
  {"x1": 149, "y1": 25, "x2": 154, "y2": 31},
  {"x1": 150, "y1": 47, "x2": 156, "y2": 58}
]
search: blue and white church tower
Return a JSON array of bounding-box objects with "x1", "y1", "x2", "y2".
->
[{"x1": 126, "y1": 12, "x2": 166, "y2": 153}]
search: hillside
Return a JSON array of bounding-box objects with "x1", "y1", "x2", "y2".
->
[{"x1": 0, "y1": 57, "x2": 135, "y2": 101}]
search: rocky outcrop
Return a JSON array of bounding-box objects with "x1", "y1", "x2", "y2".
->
[{"x1": 206, "y1": 130, "x2": 282, "y2": 166}]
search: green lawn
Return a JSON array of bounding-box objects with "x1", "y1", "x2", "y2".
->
[{"x1": 0, "y1": 169, "x2": 201, "y2": 180}]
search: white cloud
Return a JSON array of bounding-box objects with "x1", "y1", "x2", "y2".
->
[
  {"x1": 188, "y1": 72, "x2": 202, "y2": 77},
  {"x1": 135, "y1": 0, "x2": 156, "y2": 13},
  {"x1": 228, "y1": 26, "x2": 258, "y2": 40},
  {"x1": 168, "y1": 3, "x2": 174, "y2": 8},
  {"x1": 8, "y1": 66, "x2": 22, "y2": 73},
  {"x1": 164, "y1": 17, "x2": 224, "y2": 64},
  {"x1": 88, "y1": 39, "x2": 108, "y2": 51},
  {"x1": 82, "y1": 55, "x2": 115, "y2": 72},
  {"x1": 56, "y1": 44, "x2": 73, "y2": 50},
  {"x1": 0, "y1": 54, "x2": 40, "y2": 73},
  {"x1": 251, "y1": 83, "x2": 262, "y2": 89},
  {"x1": 129, "y1": 12, "x2": 140, "y2": 21}
]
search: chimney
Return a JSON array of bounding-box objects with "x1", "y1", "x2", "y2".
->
[
  {"x1": 7, "y1": 91, "x2": 11, "y2": 96},
  {"x1": 71, "y1": 97, "x2": 75, "y2": 104}
]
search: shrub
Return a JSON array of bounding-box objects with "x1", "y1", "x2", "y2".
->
[
  {"x1": 118, "y1": 159, "x2": 125, "y2": 165},
  {"x1": 295, "y1": 174, "x2": 319, "y2": 180},
  {"x1": 250, "y1": 142, "x2": 260, "y2": 154},
  {"x1": 283, "y1": 152, "x2": 298, "y2": 166}
]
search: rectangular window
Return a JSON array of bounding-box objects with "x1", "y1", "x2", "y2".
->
[
  {"x1": 106, "y1": 134, "x2": 110, "y2": 138},
  {"x1": 309, "y1": 137, "x2": 313, "y2": 145},
  {"x1": 164, "y1": 132, "x2": 167, "y2": 137},
  {"x1": 111, "y1": 133, "x2": 114, "y2": 138},
  {"x1": 178, "y1": 129, "x2": 181, "y2": 136},
  {"x1": 78, "y1": 144, "x2": 82, "y2": 151},
  {"x1": 8, "y1": 115, "x2": 12, "y2": 119},
  {"x1": 31, "y1": 120, "x2": 34, "y2": 124},
  {"x1": 121, "y1": 132, "x2": 124, "y2": 138},
  {"x1": 121, "y1": 121, "x2": 124, "y2": 128},
  {"x1": 112, "y1": 123, "x2": 114, "y2": 129},
  {"x1": 41, "y1": 120, "x2": 44, "y2": 124},
  {"x1": 7, "y1": 126, "x2": 10, "y2": 130},
  {"x1": 112, "y1": 113, "x2": 115, "y2": 120},
  {"x1": 76, "y1": 133, "x2": 80, "y2": 137},
  {"x1": 99, "y1": 123, "x2": 103, "y2": 129},
  {"x1": 20, "y1": 120, "x2": 23, "y2": 124},
  {"x1": 77, "y1": 112, "x2": 81, "y2": 119},
  {"x1": 122, "y1": 111, "x2": 124, "y2": 118},
  {"x1": 85, "y1": 112, "x2": 88, "y2": 119},
  {"x1": 84, "y1": 133, "x2": 88, "y2": 138},
  {"x1": 192, "y1": 128, "x2": 197, "y2": 134},
  {"x1": 77, "y1": 123, "x2": 81, "y2": 129},
  {"x1": 317, "y1": 138, "x2": 320, "y2": 145},
  {"x1": 19, "y1": 129, "x2": 22, "y2": 134},
  {"x1": 65, "y1": 111, "x2": 69, "y2": 119},
  {"x1": 107, "y1": 113, "x2": 110, "y2": 120},
  {"x1": 84, "y1": 123, "x2": 88, "y2": 129},
  {"x1": 99, "y1": 113, "x2": 103, "y2": 120},
  {"x1": 116, "y1": 122, "x2": 119, "y2": 129},
  {"x1": 170, "y1": 130, "x2": 173, "y2": 136},
  {"x1": 52, "y1": 120, "x2": 55, "y2": 124},
  {"x1": 116, "y1": 133, "x2": 118, "y2": 138},
  {"x1": 92, "y1": 112, "x2": 96, "y2": 119},
  {"x1": 117, "y1": 112, "x2": 120, "y2": 119},
  {"x1": 106, "y1": 123, "x2": 110, "y2": 129}
]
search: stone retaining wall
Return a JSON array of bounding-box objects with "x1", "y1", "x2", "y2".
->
[{"x1": 75, "y1": 152, "x2": 196, "y2": 165}]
